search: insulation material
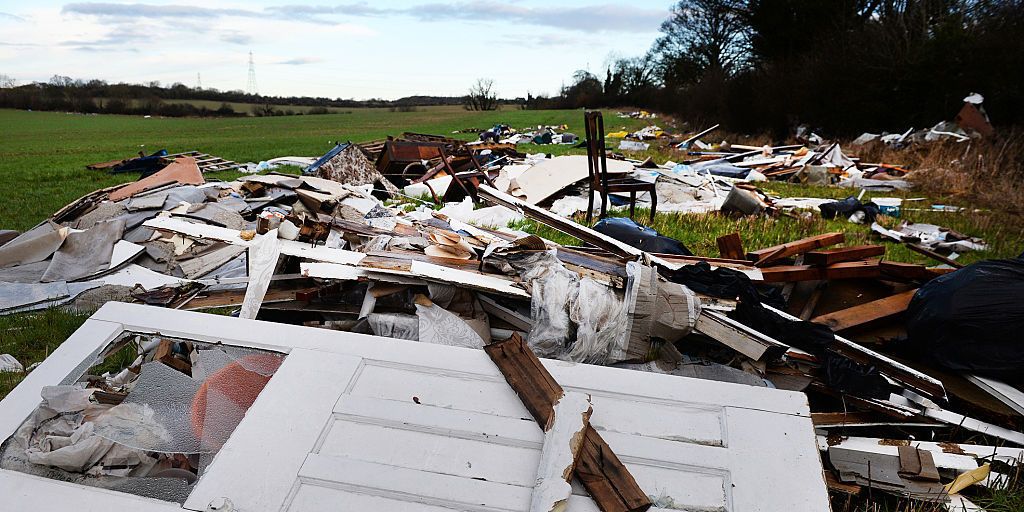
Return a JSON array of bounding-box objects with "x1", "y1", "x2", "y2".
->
[
  {"x1": 41, "y1": 218, "x2": 126, "y2": 283},
  {"x1": 0, "y1": 222, "x2": 70, "y2": 269},
  {"x1": 513, "y1": 250, "x2": 628, "y2": 364}
]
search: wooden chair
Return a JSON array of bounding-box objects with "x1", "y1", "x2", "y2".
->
[{"x1": 584, "y1": 111, "x2": 657, "y2": 224}]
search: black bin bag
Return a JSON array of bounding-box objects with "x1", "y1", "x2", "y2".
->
[
  {"x1": 592, "y1": 217, "x2": 691, "y2": 256},
  {"x1": 905, "y1": 253, "x2": 1024, "y2": 381}
]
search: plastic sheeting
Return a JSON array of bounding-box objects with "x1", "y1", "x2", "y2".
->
[
  {"x1": 510, "y1": 250, "x2": 629, "y2": 364},
  {"x1": 906, "y1": 255, "x2": 1024, "y2": 380}
]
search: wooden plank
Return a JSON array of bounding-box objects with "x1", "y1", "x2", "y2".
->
[
  {"x1": 880, "y1": 260, "x2": 955, "y2": 281},
  {"x1": 758, "y1": 265, "x2": 822, "y2": 282},
  {"x1": 365, "y1": 250, "x2": 482, "y2": 271},
  {"x1": 716, "y1": 233, "x2": 745, "y2": 260},
  {"x1": 906, "y1": 243, "x2": 964, "y2": 269},
  {"x1": 693, "y1": 310, "x2": 789, "y2": 361},
  {"x1": 758, "y1": 260, "x2": 882, "y2": 282},
  {"x1": 478, "y1": 185, "x2": 645, "y2": 261},
  {"x1": 239, "y1": 230, "x2": 282, "y2": 319},
  {"x1": 484, "y1": 334, "x2": 651, "y2": 512},
  {"x1": 747, "y1": 232, "x2": 845, "y2": 266},
  {"x1": 825, "y1": 260, "x2": 882, "y2": 280},
  {"x1": 811, "y1": 289, "x2": 917, "y2": 331},
  {"x1": 804, "y1": 245, "x2": 885, "y2": 266}
]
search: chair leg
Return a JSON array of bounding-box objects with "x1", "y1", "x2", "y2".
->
[
  {"x1": 629, "y1": 191, "x2": 636, "y2": 219},
  {"x1": 600, "y1": 189, "x2": 608, "y2": 220}
]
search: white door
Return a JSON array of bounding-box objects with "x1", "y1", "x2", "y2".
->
[{"x1": 167, "y1": 312, "x2": 829, "y2": 511}]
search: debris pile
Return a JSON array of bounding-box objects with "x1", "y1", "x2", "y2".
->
[{"x1": 0, "y1": 110, "x2": 1020, "y2": 510}]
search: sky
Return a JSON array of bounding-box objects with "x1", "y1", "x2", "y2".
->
[{"x1": 0, "y1": 1, "x2": 672, "y2": 100}]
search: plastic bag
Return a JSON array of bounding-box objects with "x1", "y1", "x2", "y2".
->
[
  {"x1": 593, "y1": 217, "x2": 691, "y2": 255},
  {"x1": 906, "y1": 255, "x2": 1024, "y2": 380}
]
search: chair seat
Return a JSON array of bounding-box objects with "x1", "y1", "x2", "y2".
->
[{"x1": 594, "y1": 178, "x2": 656, "y2": 192}]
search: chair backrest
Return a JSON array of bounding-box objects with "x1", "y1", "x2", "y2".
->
[{"x1": 584, "y1": 111, "x2": 608, "y2": 188}]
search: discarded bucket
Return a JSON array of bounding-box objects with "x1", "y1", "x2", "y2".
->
[{"x1": 721, "y1": 187, "x2": 764, "y2": 215}]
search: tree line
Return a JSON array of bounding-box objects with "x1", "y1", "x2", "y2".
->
[
  {"x1": 0, "y1": 76, "x2": 497, "y2": 117},
  {"x1": 542, "y1": 0, "x2": 1024, "y2": 137}
]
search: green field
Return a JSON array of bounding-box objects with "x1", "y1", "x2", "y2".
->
[
  {"x1": 0, "y1": 107, "x2": 656, "y2": 231},
  {"x1": 2, "y1": 106, "x2": 1022, "y2": 264}
]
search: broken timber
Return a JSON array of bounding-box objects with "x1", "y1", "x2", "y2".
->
[
  {"x1": 694, "y1": 310, "x2": 788, "y2": 361},
  {"x1": 747, "y1": 232, "x2": 845, "y2": 267},
  {"x1": 531, "y1": 392, "x2": 592, "y2": 512},
  {"x1": 811, "y1": 289, "x2": 918, "y2": 331},
  {"x1": 804, "y1": 245, "x2": 885, "y2": 266},
  {"x1": 716, "y1": 233, "x2": 745, "y2": 260},
  {"x1": 484, "y1": 334, "x2": 651, "y2": 512}
]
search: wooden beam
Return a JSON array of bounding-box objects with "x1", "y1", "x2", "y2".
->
[
  {"x1": 825, "y1": 260, "x2": 882, "y2": 280},
  {"x1": 879, "y1": 260, "x2": 955, "y2": 281},
  {"x1": 906, "y1": 243, "x2": 964, "y2": 269},
  {"x1": 693, "y1": 310, "x2": 789, "y2": 361},
  {"x1": 812, "y1": 289, "x2": 918, "y2": 331},
  {"x1": 484, "y1": 335, "x2": 651, "y2": 512},
  {"x1": 768, "y1": 304, "x2": 947, "y2": 400},
  {"x1": 758, "y1": 265, "x2": 822, "y2": 283},
  {"x1": 758, "y1": 260, "x2": 882, "y2": 283},
  {"x1": 747, "y1": 232, "x2": 845, "y2": 267},
  {"x1": 716, "y1": 233, "x2": 745, "y2": 260},
  {"x1": 477, "y1": 185, "x2": 644, "y2": 261},
  {"x1": 804, "y1": 245, "x2": 885, "y2": 266}
]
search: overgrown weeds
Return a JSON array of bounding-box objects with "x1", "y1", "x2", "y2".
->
[{"x1": 856, "y1": 131, "x2": 1024, "y2": 215}]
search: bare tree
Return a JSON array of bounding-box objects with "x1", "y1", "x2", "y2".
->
[
  {"x1": 0, "y1": 74, "x2": 15, "y2": 88},
  {"x1": 651, "y1": 0, "x2": 750, "y2": 85},
  {"x1": 465, "y1": 78, "x2": 499, "y2": 111}
]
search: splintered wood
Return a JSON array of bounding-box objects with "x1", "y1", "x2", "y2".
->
[
  {"x1": 747, "y1": 232, "x2": 845, "y2": 267},
  {"x1": 532, "y1": 392, "x2": 593, "y2": 512},
  {"x1": 484, "y1": 334, "x2": 651, "y2": 512},
  {"x1": 812, "y1": 289, "x2": 918, "y2": 331}
]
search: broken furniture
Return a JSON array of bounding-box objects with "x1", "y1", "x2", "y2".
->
[{"x1": 584, "y1": 111, "x2": 656, "y2": 224}]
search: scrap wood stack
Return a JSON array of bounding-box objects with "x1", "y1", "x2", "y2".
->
[{"x1": 0, "y1": 122, "x2": 1021, "y2": 510}]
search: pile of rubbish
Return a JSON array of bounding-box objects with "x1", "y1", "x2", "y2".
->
[
  {"x1": 851, "y1": 93, "x2": 995, "y2": 148},
  {"x1": 0, "y1": 110, "x2": 1021, "y2": 511}
]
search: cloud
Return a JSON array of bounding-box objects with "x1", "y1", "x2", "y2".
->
[
  {"x1": 60, "y1": 2, "x2": 666, "y2": 32},
  {"x1": 264, "y1": 3, "x2": 390, "y2": 22},
  {"x1": 404, "y1": 2, "x2": 666, "y2": 32},
  {"x1": 276, "y1": 57, "x2": 324, "y2": 65},
  {"x1": 62, "y1": 3, "x2": 260, "y2": 20},
  {"x1": 62, "y1": 2, "x2": 388, "y2": 25},
  {"x1": 220, "y1": 32, "x2": 253, "y2": 45}
]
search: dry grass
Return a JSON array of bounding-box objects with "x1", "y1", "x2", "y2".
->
[{"x1": 855, "y1": 130, "x2": 1024, "y2": 215}]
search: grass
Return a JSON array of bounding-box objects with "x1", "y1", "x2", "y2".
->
[
  {"x1": 0, "y1": 307, "x2": 92, "y2": 397},
  {"x1": 0, "y1": 106, "x2": 655, "y2": 232},
  {"x1": 514, "y1": 182, "x2": 1023, "y2": 266}
]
